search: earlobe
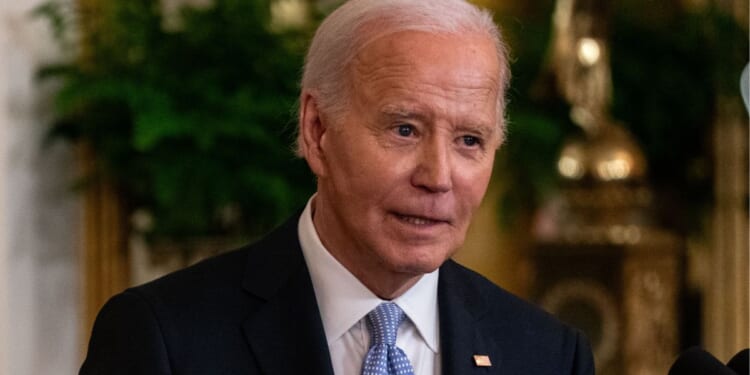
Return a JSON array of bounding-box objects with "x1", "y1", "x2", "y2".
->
[{"x1": 299, "y1": 91, "x2": 328, "y2": 177}]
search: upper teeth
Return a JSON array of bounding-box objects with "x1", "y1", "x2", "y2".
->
[{"x1": 401, "y1": 215, "x2": 431, "y2": 225}]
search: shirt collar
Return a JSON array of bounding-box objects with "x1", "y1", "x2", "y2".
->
[{"x1": 298, "y1": 196, "x2": 440, "y2": 353}]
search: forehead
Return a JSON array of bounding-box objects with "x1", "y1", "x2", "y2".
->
[
  {"x1": 349, "y1": 31, "x2": 501, "y2": 127},
  {"x1": 354, "y1": 31, "x2": 499, "y2": 88}
]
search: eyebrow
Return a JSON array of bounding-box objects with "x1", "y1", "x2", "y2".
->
[
  {"x1": 378, "y1": 104, "x2": 497, "y2": 136},
  {"x1": 378, "y1": 105, "x2": 430, "y2": 123},
  {"x1": 456, "y1": 123, "x2": 496, "y2": 138}
]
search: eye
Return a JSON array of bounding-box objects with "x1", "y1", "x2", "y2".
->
[
  {"x1": 396, "y1": 124, "x2": 415, "y2": 137},
  {"x1": 461, "y1": 135, "x2": 481, "y2": 147}
]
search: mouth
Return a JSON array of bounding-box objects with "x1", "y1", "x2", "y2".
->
[{"x1": 394, "y1": 213, "x2": 451, "y2": 226}]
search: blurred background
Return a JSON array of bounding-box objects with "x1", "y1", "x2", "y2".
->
[{"x1": 0, "y1": 0, "x2": 747, "y2": 374}]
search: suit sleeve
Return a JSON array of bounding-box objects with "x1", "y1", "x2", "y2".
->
[
  {"x1": 571, "y1": 329, "x2": 595, "y2": 375},
  {"x1": 80, "y1": 290, "x2": 172, "y2": 375}
]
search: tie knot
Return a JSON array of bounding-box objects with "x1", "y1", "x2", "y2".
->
[{"x1": 366, "y1": 302, "x2": 405, "y2": 346}]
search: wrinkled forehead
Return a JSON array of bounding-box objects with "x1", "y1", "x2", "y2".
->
[
  {"x1": 345, "y1": 30, "x2": 506, "y2": 143},
  {"x1": 346, "y1": 32, "x2": 502, "y2": 138},
  {"x1": 349, "y1": 15, "x2": 500, "y2": 68},
  {"x1": 351, "y1": 30, "x2": 501, "y2": 90}
]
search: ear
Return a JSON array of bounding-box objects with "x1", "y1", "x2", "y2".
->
[{"x1": 299, "y1": 91, "x2": 329, "y2": 177}]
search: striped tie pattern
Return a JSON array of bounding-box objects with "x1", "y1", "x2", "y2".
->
[{"x1": 361, "y1": 302, "x2": 415, "y2": 375}]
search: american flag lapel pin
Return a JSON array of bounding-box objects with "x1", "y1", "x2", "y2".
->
[{"x1": 473, "y1": 354, "x2": 492, "y2": 367}]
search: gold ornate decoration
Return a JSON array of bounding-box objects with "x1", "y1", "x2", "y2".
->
[
  {"x1": 551, "y1": 0, "x2": 611, "y2": 134},
  {"x1": 550, "y1": 0, "x2": 647, "y2": 186},
  {"x1": 623, "y1": 256, "x2": 679, "y2": 375},
  {"x1": 540, "y1": 278, "x2": 620, "y2": 371},
  {"x1": 530, "y1": 2, "x2": 683, "y2": 375},
  {"x1": 537, "y1": 0, "x2": 656, "y2": 242}
]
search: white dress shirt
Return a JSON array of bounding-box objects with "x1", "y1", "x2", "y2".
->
[{"x1": 298, "y1": 197, "x2": 441, "y2": 375}]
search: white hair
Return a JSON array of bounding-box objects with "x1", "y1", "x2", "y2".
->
[{"x1": 296, "y1": 0, "x2": 511, "y2": 155}]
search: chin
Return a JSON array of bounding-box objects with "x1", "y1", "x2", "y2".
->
[{"x1": 388, "y1": 245, "x2": 457, "y2": 275}]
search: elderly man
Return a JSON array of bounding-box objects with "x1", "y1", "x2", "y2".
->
[{"x1": 81, "y1": 0, "x2": 594, "y2": 374}]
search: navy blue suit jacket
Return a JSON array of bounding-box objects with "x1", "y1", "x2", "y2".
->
[{"x1": 80, "y1": 215, "x2": 595, "y2": 374}]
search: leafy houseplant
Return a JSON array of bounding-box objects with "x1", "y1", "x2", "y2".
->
[{"x1": 36, "y1": 0, "x2": 316, "y2": 241}]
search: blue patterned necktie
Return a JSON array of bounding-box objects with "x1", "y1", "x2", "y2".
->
[{"x1": 361, "y1": 302, "x2": 416, "y2": 375}]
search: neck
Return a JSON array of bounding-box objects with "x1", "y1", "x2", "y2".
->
[{"x1": 356, "y1": 270, "x2": 422, "y2": 300}]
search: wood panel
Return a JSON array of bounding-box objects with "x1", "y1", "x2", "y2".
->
[{"x1": 76, "y1": 0, "x2": 130, "y2": 359}]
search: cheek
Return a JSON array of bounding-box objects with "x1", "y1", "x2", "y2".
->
[
  {"x1": 325, "y1": 134, "x2": 372, "y2": 183},
  {"x1": 456, "y1": 162, "x2": 494, "y2": 209},
  {"x1": 345, "y1": 149, "x2": 410, "y2": 192},
  {"x1": 327, "y1": 146, "x2": 401, "y2": 207}
]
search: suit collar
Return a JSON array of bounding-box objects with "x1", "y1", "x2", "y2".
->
[
  {"x1": 438, "y1": 260, "x2": 502, "y2": 374},
  {"x1": 241, "y1": 214, "x2": 335, "y2": 375},
  {"x1": 240, "y1": 212, "x2": 305, "y2": 299}
]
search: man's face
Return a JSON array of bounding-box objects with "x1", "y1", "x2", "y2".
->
[{"x1": 306, "y1": 31, "x2": 502, "y2": 292}]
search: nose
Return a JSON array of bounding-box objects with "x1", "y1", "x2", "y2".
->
[{"x1": 411, "y1": 138, "x2": 453, "y2": 193}]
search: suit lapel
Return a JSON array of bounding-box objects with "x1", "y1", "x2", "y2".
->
[
  {"x1": 238, "y1": 218, "x2": 504, "y2": 375},
  {"x1": 240, "y1": 216, "x2": 335, "y2": 375},
  {"x1": 439, "y1": 260, "x2": 502, "y2": 375}
]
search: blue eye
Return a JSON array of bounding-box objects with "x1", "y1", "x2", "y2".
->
[
  {"x1": 462, "y1": 135, "x2": 480, "y2": 146},
  {"x1": 397, "y1": 124, "x2": 414, "y2": 137}
]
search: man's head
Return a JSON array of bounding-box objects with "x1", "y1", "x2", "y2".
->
[
  {"x1": 297, "y1": 0, "x2": 510, "y2": 142},
  {"x1": 297, "y1": 0, "x2": 510, "y2": 298}
]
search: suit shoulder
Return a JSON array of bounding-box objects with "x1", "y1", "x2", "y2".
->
[
  {"x1": 132, "y1": 214, "x2": 302, "y2": 299},
  {"x1": 440, "y1": 260, "x2": 594, "y2": 373},
  {"x1": 134, "y1": 244, "x2": 251, "y2": 296},
  {"x1": 441, "y1": 260, "x2": 575, "y2": 332}
]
